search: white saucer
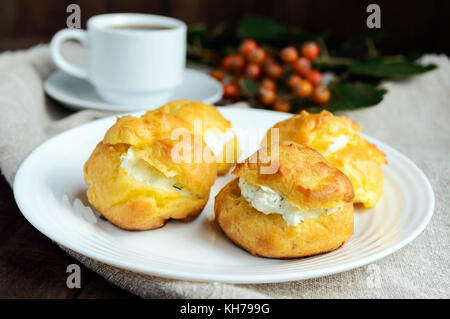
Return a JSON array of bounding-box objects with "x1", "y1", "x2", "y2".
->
[{"x1": 44, "y1": 69, "x2": 223, "y2": 112}]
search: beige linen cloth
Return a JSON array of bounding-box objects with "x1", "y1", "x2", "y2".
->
[{"x1": 0, "y1": 44, "x2": 449, "y2": 298}]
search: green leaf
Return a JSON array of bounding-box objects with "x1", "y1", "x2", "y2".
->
[
  {"x1": 313, "y1": 56, "x2": 357, "y2": 68},
  {"x1": 237, "y1": 16, "x2": 310, "y2": 44},
  {"x1": 239, "y1": 77, "x2": 259, "y2": 98},
  {"x1": 237, "y1": 16, "x2": 288, "y2": 40},
  {"x1": 348, "y1": 60, "x2": 436, "y2": 79},
  {"x1": 240, "y1": 77, "x2": 386, "y2": 113},
  {"x1": 187, "y1": 24, "x2": 207, "y2": 42},
  {"x1": 238, "y1": 77, "x2": 262, "y2": 107},
  {"x1": 328, "y1": 82, "x2": 387, "y2": 111},
  {"x1": 404, "y1": 50, "x2": 423, "y2": 62},
  {"x1": 293, "y1": 82, "x2": 387, "y2": 113}
]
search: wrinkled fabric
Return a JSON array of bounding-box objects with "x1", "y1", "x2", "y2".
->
[{"x1": 0, "y1": 45, "x2": 448, "y2": 298}]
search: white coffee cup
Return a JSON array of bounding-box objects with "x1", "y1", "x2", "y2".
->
[{"x1": 51, "y1": 13, "x2": 186, "y2": 106}]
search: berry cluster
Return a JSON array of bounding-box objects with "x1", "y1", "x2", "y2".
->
[{"x1": 210, "y1": 39, "x2": 331, "y2": 112}]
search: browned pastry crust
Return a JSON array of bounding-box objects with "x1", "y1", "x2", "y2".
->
[
  {"x1": 233, "y1": 141, "x2": 354, "y2": 210},
  {"x1": 215, "y1": 141, "x2": 354, "y2": 258},
  {"x1": 84, "y1": 110, "x2": 217, "y2": 230},
  {"x1": 215, "y1": 178, "x2": 354, "y2": 258},
  {"x1": 158, "y1": 100, "x2": 240, "y2": 175},
  {"x1": 264, "y1": 110, "x2": 386, "y2": 207}
]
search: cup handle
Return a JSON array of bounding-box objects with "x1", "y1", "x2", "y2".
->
[{"x1": 50, "y1": 29, "x2": 88, "y2": 79}]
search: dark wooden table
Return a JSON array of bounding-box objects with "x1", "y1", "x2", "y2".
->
[
  {"x1": 0, "y1": 38, "x2": 137, "y2": 299},
  {"x1": 0, "y1": 174, "x2": 137, "y2": 298}
]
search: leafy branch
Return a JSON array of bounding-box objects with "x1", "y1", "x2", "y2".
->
[{"x1": 187, "y1": 16, "x2": 437, "y2": 112}]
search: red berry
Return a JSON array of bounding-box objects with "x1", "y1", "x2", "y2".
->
[
  {"x1": 293, "y1": 57, "x2": 312, "y2": 76},
  {"x1": 210, "y1": 69, "x2": 225, "y2": 82},
  {"x1": 286, "y1": 74, "x2": 302, "y2": 89},
  {"x1": 293, "y1": 79, "x2": 313, "y2": 98},
  {"x1": 262, "y1": 55, "x2": 275, "y2": 70},
  {"x1": 221, "y1": 54, "x2": 245, "y2": 73},
  {"x1": 240, "y1": 39, "x2": 258, "y2": 56},
  {"x1": 223, "y1": 83, "x2": 240, "y2": 100},
  {"x1": 312, "y1": 85, "x2": 330, "y2": 104},
  {"x1": 246, "y1": 47, "x2": 266, "y2": 64},
  {"x1": 301, "y1": 41, "x2": 320, "y2": 60},
  {"x1": 245, "y1": 63, "x2": 261, "y2": 79},
  {"x1": 280, "y1": 46, "x2": 299, "y2": 63},
  {"x1": 273, "y1": 98, "x2": 291, "y2": 113},
  {"x1": 264, "y1": 62, "x2": 283, "y2": 80},
  {"x1": 258, "y1": 88, "x2": 276, "y2": 106},
  {"x1": 260, "y1": 78, "x2": 277, "y2": 91},
  {"x1": 306, "y1": 70, "x2": 323, "y2": 86}
]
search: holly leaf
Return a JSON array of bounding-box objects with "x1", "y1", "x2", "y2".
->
[{"x1": 348, "y1": 60, "x2": 436, "y2": 79}]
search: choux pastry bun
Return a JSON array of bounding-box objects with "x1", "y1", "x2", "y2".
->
[
  {"x1": 158, "y1": 100, "x2": 240, "y2": 175},
  {"x1": 84, "y1": 109, "x2": 217, "y2": 230},
  {"x1": 264, "y1": 110, "x2": 386, "y2": 208},
  {"x1": 215, "y1": 141, "x2": 354, "y2": 258}
]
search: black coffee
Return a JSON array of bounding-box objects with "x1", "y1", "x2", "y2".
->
[{"x1": 109, "y1": 24, "x2": 172, "y2": 31}]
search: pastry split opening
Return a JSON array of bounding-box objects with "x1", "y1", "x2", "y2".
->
[
  {"x1": 120, "y1": 147, "x2": 193, "y2": 196},
  {"x1": 238, "y1": 178, "x2": 341, "y2": 226}
]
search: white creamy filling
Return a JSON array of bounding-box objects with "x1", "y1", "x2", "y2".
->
[
  {"x1": 238, "y1": 178, "x2": 339, "y2": 226},
  {"x1": 324, "y1": 134, "x2": 351, "y2": 155},
  {"x1": 120, "y1": 148, "x2": 190, "y2": 196},
  {"x1": 204, "y1": 131, "x2": 235, "y2": 156}
]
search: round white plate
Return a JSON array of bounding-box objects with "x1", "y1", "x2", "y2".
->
[
  {"x1": 14, "y1": 108, "x2": 434, "y2": 283},
  {"x1": 44, "y1": 69, "x2": 223, "y2": 112}
]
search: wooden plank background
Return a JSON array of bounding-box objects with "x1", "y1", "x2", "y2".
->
[{"x1": 0, "y1": 0, "x2": 448, "y2": 54}]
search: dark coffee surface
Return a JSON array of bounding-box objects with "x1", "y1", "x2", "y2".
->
[{"x1": 109, "y1": 24, "x2": 172, "y2": 31}]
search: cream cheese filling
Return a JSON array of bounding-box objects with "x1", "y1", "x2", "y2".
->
[
  {"x1": 323, "y1": 134, "x2": 351, "y2": 155},
  {"x1": 238, "y1": 178, "x2": 340, "y2": 226},
  {"x1": 120, "y1": 148, "x2": 191, "y2": 196}
]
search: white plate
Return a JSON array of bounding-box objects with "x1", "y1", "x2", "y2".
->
[
  {"x1": 44, "y1": 69, "x2": 223, "y2": 112},
  {"x1": 14, "y1": 108, "x2": 434, "y2": 283}
]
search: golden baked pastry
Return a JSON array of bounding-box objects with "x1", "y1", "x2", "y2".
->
[
  {"x1": 158, "y1": 100, "x2": 240, "y2": 175},
  {"x1": 84, "y1": 110, "x2": 217, "y2": 230},
  {"x1": 264, "y1": 110, "x2": 386, "y2": 208},
  {"x1": 215, "y1": 141, "x2": 354, "y2": 258}
]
